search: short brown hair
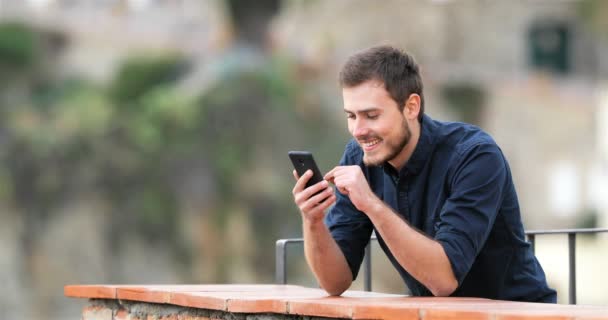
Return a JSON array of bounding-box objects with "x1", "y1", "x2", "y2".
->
[{"x1": 339, "y1": 45, "x2": 425, "y2": 121}]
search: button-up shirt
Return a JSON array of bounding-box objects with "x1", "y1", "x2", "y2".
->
[{"x1": 325, "y1": 114, "x2": 557, "y2": 302}]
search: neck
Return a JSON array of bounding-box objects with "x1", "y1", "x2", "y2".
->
[{"x1": 388, "y1": 120, "x2": 421, "y2": 171}]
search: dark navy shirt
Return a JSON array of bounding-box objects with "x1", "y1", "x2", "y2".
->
[{"x1": 325, "y1": 114, "x2": 556, "y2": 302}]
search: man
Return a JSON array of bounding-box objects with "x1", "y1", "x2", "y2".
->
[{"x1": 292, "y1": 45, "x2": 556, "y2": 302}]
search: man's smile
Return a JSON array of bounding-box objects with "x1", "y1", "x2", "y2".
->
[{"x1": 359, "y1": 138, "x2": 382, "y2": 151}]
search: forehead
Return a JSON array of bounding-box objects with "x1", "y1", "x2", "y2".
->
[{"x1": 342, "y1": 80, "x2": 396, "y2": 112}]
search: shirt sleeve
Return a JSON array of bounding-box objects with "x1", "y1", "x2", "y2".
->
[
  {"x1": 434, "y1": 142, "x2": 508, "y2": 285},
  {"x1": 324, "y1": 142, "x2": 373, "y2": 280}
]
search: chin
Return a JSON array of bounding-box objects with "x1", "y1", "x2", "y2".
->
[{"x1": 363, "y1": 152, "x2": 387, "y2": 167}]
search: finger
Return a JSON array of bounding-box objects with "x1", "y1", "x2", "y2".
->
[
  {"x1": 297, "y1": 180, "x2": 329, "y2": 205},
  {"x1": 308, "y1": 194, "x2": 336, "y2": 216},
  {"x1": 292, "y1": 169, "x2": 299, "y2": 181},
  {"x1": 332, "y1": 166, "x2": 355, "y2": 179},
  {"x1": 316, "y1": 194, "x2": 337, "y2": 212},
  {"x1": 335, "y1": 183, "x2": 349, "y2": 195},
  {"x1": 324, "y1": 166, "x2": 344, "y2": 183},
  {"x1": 301, "y1": 185, "x2": 334, "y2": 211},
  {"x1": 294, "y1": 179, "x2": 328, "y2": 206},
  {"x1": 292, "y1": 170, "x2": 312, "y2": 195},
  {"x1": 323, "y1": 166, "x2": 337, "y2": 181}
]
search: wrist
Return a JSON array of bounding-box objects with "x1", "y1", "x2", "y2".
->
[
  {"x1": 362, "y1": 195, "x2": 385, "y2": 218},
  {"x1": 302, "y1": 214, "x2": 325, "y2": 228}
]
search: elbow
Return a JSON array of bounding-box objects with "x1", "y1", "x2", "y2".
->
[
  {"x1": 429, "y1": 277, "x2": 458, "y2": 297},
  {"x1": 324, "y1": 286, "x2": 348, "y2": 296},
  {"x1": 321, "y1": 279, "x2": 351, "y2": 296}
]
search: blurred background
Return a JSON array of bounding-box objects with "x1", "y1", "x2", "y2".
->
[{"x1": 0, "y1": 0, "x2": 607, "y2": 318}]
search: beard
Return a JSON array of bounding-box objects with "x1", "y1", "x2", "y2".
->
[{"x1": 362, "y1": 118, "x2": 411, "y2": 167}]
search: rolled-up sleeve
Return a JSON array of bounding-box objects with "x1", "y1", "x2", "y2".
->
[
  {"x1": 434, "y1": 143, "x2": 507, "y2": 284},
  {"x1": 324, "y1": 143, "x2": 373, "y2": 280}
]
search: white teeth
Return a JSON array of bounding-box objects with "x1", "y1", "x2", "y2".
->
[{"x1": 362, "y1": 139, "x2": 380, "y2": 148}]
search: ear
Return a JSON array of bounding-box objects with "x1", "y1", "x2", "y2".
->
[{"x1": 402, "y1": 93, "x2": 421, "y2": 121}]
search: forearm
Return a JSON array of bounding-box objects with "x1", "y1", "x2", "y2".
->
[
  {"x1": 365, "y1": 200, "x2": 458, "y2": 296},
  {"x1": 302, "y1": 218, "x2": 353, "y2": 296}
]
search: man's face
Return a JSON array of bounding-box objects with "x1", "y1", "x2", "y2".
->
[{"x1": 342, "y1": 81, "x2": 412, "y2": 167}]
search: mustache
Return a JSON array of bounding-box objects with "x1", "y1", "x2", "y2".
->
[{"x1": 356, "y1": 134, "x2": 381, "y2": 142}]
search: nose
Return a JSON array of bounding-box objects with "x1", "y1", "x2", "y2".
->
[{"x1": 351, "y1": 118, "x2": 369, "y2": 138}]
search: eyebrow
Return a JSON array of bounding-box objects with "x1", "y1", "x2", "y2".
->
[{"x1": 343, "y1": 108, "x2": 380, "y2": 114}]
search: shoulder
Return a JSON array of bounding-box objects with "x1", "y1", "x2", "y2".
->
[
  {"x1": 428, "y1": 120, "x2": 508, "y2": 180},
  {"x1": 433, "y1": 120, "x2": 501, "y2": 157},
  {"x1": 445, "y1": 127, "x2": 509, "y2": 185}
]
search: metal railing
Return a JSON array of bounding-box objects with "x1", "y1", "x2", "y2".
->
[{"x1": 275, "y1": 228, "x2": 608, "y2": 304}]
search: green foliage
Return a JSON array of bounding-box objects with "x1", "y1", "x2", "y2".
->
[
  {"x1": 134, "y1": 182, "x2": 179, "y2": 237},
  {"x1": 577, "y1": 0, "x2": 608, "y2": 41},
  {"x1": 140, "y1": 86, "x2": 200, "y2": 130},
  {"x1": 0, "y1": 22, "x2": 346, "y2": 283},
  {"x1": 109, "y1": 54, "x2": 188, "y2": 104},
  {"x1": 576, "y1": 208, "x2": 599, "y2": 229},
  {"x1": 0, "y1": 22, "x2": 37, "y2": 71}
]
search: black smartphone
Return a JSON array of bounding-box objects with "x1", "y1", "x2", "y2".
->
[{"x1": 288, "y1": 151, "x2": 324, "y2": 189}]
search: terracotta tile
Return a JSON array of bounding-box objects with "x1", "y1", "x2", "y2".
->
[
  {"x1": 189, "y1": 284, "x2": 305, "y2": 292},
  {"x1": 352, "y1": 303, "x2": 419, "y2": 320},
  {"x1": 169, "y1": 291, "x2": 227, "y2": 311},
  {"x1": 117, "y1": 287, "x2": 170, "y2": 304},
  {"x1": 423, "y1": 308, "x2": 491, "y2": 320},
  {"x1": 225, "y1": 297, "x2": 286, "y2": 313},
  {"x1": 68, "y1": 285, "x2": 608, "y2": 320},
  {"x1": 340, "y1": 290, "x2": 406, "y2": 298},
  {"x1": 288, "y1": 298, "x2": 354, "y2": 319},
  {"x1": 65, "y1": 285, "x2": 119, "y2": 299},
  {"x1": 223, "y1": 289, "x2": 328, "y2": 314},
  {"x1": 494, "y1": 307, "x2": 608, "y2": 320},
  {"x1": 349, "y1": 295, "x2": 491, "y2": 317},
  {"x1": 414, "y1": 302, "x2": 526, "y2": 319},
  {"x1": 445, "y1": 301, "x2": 608, "y2": 320},
  {"x1": 576, "y1": 316, "x2": 608, "y2": 320},
  {"x1": 287, "y1": 295, "x2": 392, "y2": 318},
  {"x1": 139, "y1": 284, "x2": 305, "y2": 293},
  {"x1": 228, "y1": 290, "x2": 482, "y2": 319},
  {"x1": 345, "y1": 296, "x2": 521, "y2": 320},
  {"x1": 425, "y1": 301, "x2": 608, "y2": 320},
  {"x1": 170, "y1": 286, "x2": 329, "y2": 314},
  {"x1": 495, "y1": 314, "x2": 573, "y2": 320}
]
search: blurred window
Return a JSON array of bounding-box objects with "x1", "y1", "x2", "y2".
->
[{"x1": 528, "y1": 22, "x2": 570, "y2": 74}]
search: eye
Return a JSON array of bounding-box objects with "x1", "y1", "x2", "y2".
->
[
  {"x1": 366, "y1": 113, "x2": 379, "y2": 120},
  {"x1": 346, "y1": 113, "x2": 355, "y2": 119}
]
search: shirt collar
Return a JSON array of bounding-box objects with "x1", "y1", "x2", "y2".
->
[{"x1": 384, "y1": 114, "x2": 436, "y2": 177}]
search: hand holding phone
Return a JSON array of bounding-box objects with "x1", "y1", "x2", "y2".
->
[
  {"x1": 289, "y1": 151, "x2": 336, "y2": 221},
  {"x1": 288, "y1": 151, "x2": 324, "y2": 189}
]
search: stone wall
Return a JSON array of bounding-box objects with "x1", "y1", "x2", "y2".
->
[{"x1": 83, "y1": 299, "x2": 337, "y2": 320}]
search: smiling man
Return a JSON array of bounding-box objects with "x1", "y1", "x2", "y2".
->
[{"x1": 291, "y1": 45, "x2": 557, "y2": 302}]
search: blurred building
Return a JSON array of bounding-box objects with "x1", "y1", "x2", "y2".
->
[
  {"x1": 272, "y1": 0, "x2": 608, "y2": 229},
  {"x1": 0, "y1": 0, "x2": 230, "y2": 82},
  {"x1": 8, "y1": 0, "x2": 603, "y2": 228}
]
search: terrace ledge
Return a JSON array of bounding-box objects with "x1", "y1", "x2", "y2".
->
[{"x1": 64, "y1": 284, "x2": 608, "y2": 320}]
